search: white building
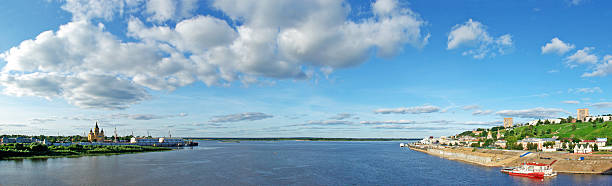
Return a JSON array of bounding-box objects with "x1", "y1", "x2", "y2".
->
[
  {"x1": 574, "y1": 144, "x2": 593, "y2": 154},
  {"x1": 527, "y1": 119, "x2": 562, "y2": 125},
  {"x1": 584, "y1": 116, "x2": 612, "y2": 122},
  {"x1": 596, "y1": 138, "x2": 607, "y2": 147}
]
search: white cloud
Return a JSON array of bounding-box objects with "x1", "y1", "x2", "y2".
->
[
  {"x1": 374, "y1": 105, "x2": 440, "y2": 114},
  {"x1": 329, "y1": 113, "x2": 355, "y2": 120},
  {"x1": 30, "y1": 118, "x2": 57, "y2": 124},
  {"x1": 303, "y1": 120, "x2": 354, "y2": 125},
  {"x1": 447, "y1": 19, "x2": 512, "y2": 59},
  {"x1": 372, "y1": 125, "x2": 442, "y2": 130},
  {"x1": 459, "y1": 121, "x2": 500, "y2": 125},
  {"x1": 566, "y1": 47, "x2": 598, "y2": 65},
  {"x1": 496, "y1": 107, "x2": 569, "y2": 119},
  {"x1": 562, "y1": 100, "x2": 580, "y2": 104},
  {"x1": 360, "y1": 120, "x2": 415, "y2": 125},
  {"x1": 582, "y1": 55, "x2": 612, "y2": 77},
  {"x1": 472, "y1": 110, "x2": 493, "y2": 116},
  {"x1": 541, "y1": 37, "x2": 575, "y2": 55},
  {"x1": 590, "y1": 102, "x2": 612, "y2": 108},
  {"x1": 568, "y1": 87, "x2": 602, "y2": 94},
  {"x1": 1, "y1": 0, "x2": 429, "y2": 109},
  {"x1": 461, "y1": 104, "x2": 480, "y2": 110},
  {"x1": 61, "y1": 0, "x2": 134, "y2": 21},
  {"x1": 110, "y1": 113, "x2": 188, "y2": 120},
  {"x1": 372, "y1": 0, "x2": 397, "y2": 16},
  {"x1": 214, "y1": 0, "x2": 429, "y2": 69},
  {"x1": 361, "y1": 119, "x2": 452, "y2": 125},
  {"x1": 128, "y1": 16, "x2": 238, "y2": 54},
  {"x1": 145, "y1": 0, "x2": 198, "y2": 23},
  {"x1": 209, "y1": 112, "x2": 273, "y2": 123}
]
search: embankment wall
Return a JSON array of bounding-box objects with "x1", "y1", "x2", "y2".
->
[{"x1": 427, "y1": 149, "x2": 492, "y2": 165}]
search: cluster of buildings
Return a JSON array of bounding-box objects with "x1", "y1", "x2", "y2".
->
[
  {"x1": 1, "y1": 122, "x2": 197, "y2": 147},
  {"x1": 524, "y1": 108, "x2": 612, "y2": 126},
  {"x1": 417, "y1": 108, "x2": 612, "y2": 153},
  {"x1": 0, "y1": 137, "x2": 40, "y2": 144}
]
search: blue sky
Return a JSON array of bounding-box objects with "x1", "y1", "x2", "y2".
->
[{"x1": 0, "y1": 0, "x2": 611, "y2": 138}]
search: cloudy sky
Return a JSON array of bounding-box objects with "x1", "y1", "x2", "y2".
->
[{"x1": 0, "y1": 0, "x2": 611, "y2": 138}]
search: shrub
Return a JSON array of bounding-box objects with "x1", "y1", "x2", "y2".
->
[{"x1": 29, "y1": 143, "x2": 48, "y2": 152}]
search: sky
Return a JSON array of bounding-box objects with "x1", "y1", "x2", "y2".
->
[{"x1": 0, "y1": 0, "x2": 611, "y2": 138}]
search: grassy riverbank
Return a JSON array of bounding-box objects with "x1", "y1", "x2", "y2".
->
[{"x1": 0, "y1": 143, "x2": 171, "y2": 160}]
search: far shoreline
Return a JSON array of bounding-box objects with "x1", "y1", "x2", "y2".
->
[{"x1": 186, "y1": 137, "x2": 420, "y2": 141}]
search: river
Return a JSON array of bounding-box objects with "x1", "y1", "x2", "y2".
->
[{"x1": 1, "y1": 140, "x2": 611, "y2": 185}]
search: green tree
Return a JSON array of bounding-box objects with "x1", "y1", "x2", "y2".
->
[
  {"x1": 594, "y1": 144, "x2": 599, "y2": 151},
  {"x1": 29, "y1": 143, "x2": 48, "y2": 152}
]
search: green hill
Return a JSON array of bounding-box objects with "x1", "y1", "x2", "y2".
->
[{"x1": 504, "y1": 121, "x2": 612, "y2": 141}]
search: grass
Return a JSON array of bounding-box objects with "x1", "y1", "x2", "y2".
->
[
  {"x1": 506, "y1": 121, "x2": 612, "y2": 140},
  {"x1": 593, "y1": 151, "x2": 612, "y2": 154},
  {"x1": 0, "y1": 144, "x2": 171, "y2": 160}
]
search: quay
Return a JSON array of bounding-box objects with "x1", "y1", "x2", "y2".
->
[{"x1": 403, "y1": 142, "x2": 612, "y2": 174}]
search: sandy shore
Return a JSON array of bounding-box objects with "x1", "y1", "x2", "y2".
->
[{"x1": 408, "y1": 144, "x2": 612, "y2": 174}]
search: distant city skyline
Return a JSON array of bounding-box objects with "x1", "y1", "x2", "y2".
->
[{"x1": 0, "y1": 0, "x2": 611, "y2": 137}]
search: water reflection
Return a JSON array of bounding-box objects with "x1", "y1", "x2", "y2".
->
[{"x1": 0, "y1": 141, "x2": 610, "y2": 185}]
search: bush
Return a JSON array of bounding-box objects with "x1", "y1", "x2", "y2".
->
[
  {"x1": 68, "y1": 144, "x2": 83, "y2": 151},
  {"x1": 29, "y1": 143, "x2": 48, "y2": 152}
]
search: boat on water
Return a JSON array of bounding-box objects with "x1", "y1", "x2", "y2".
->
[{"x1": 501, "y1": 160, "x2": 557, "y2": 179}]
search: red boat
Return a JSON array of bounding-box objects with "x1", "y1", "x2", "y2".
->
[{"x1": 501, "y1": 160, "x2": 557, "y2": 178}]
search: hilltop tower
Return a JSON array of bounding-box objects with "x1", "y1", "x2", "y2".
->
[
  {"x1": 88, "y1": 121, "x2": 106, "y2": 142},
  {"x1": 577, "y1": 108, "x2": 589, "y2": 122},
  {"x1": 503, "y1": 118, "x2": 513, "y2": 128}
]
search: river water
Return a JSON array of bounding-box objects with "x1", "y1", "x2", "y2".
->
[{"x1": 1, "y1": 140, "x2": 611, "y2": 185}]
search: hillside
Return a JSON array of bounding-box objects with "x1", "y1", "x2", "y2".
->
[{"x1": 505, "y1": 121, "x2": 612, "y2": 141}]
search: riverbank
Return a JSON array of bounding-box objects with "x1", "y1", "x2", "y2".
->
[
  {"x1": 0, "y1": 144, "x2": 171, "y2": 160},
  {"x1": 408, "y1": 144, "x2": 612, "y2": 174}
]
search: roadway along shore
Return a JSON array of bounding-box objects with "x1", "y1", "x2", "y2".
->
[{"x1": 408, "y1": 144, "x2": 612, "y2": 174}]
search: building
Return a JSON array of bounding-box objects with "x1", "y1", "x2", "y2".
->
[
  {"x1": 472, "y1": 131, "x2": 483, "y2": 135},
  {"x1": 87, "y1": 122, "x2": 105, "y2": 142},
  {"x1": 496, "y1": 131, "x2": 504, "y2": 139},
  {"x1": 518, "y1": 138, "x2": 560, "y2": 151},
  {"x1": 495, "y1": 140, "x2": 507, "y2": 148},
  {"x1": 503, "y1": 118, "x2": 513, "y2": 128},
  {"x1": 577, "y1": 108, "x2": 589, "y2": 122},
  {"x1": 487, "y1": 131, "x2": 493, "y2": 139},
  {"x1": 596, "y1": 138, "x2": 607, "y2": 147},
  {"x1": 527, "y1": 119, "x2": 562, "y2": 125},
  {"x1": 1, "y1": 137, "x2": 36, "y2": 144},
  {"x1": 584, "y1": 116, "x2": 612, "y2": 122},
  {"x1": 574, "y1": 144, "x2": 592, "y2": 154},
  {"x1": 130, "y1": 137, "x2": 187, "y2": 146},
  {"x1": 580, "y1": 140, "x2": 596, "y2": 146}
]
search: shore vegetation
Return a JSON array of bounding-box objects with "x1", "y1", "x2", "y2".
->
[{"x1": 0, "y1": 143, "x2": 170, "y2": 160}]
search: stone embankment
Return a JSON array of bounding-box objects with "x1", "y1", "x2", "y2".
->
[
  {"x1": 426, "y1": 148, "x2": 492, "y2": 165},
  {"x1": 408, "y1": 144, "x2": 612, "y2": 174}
]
